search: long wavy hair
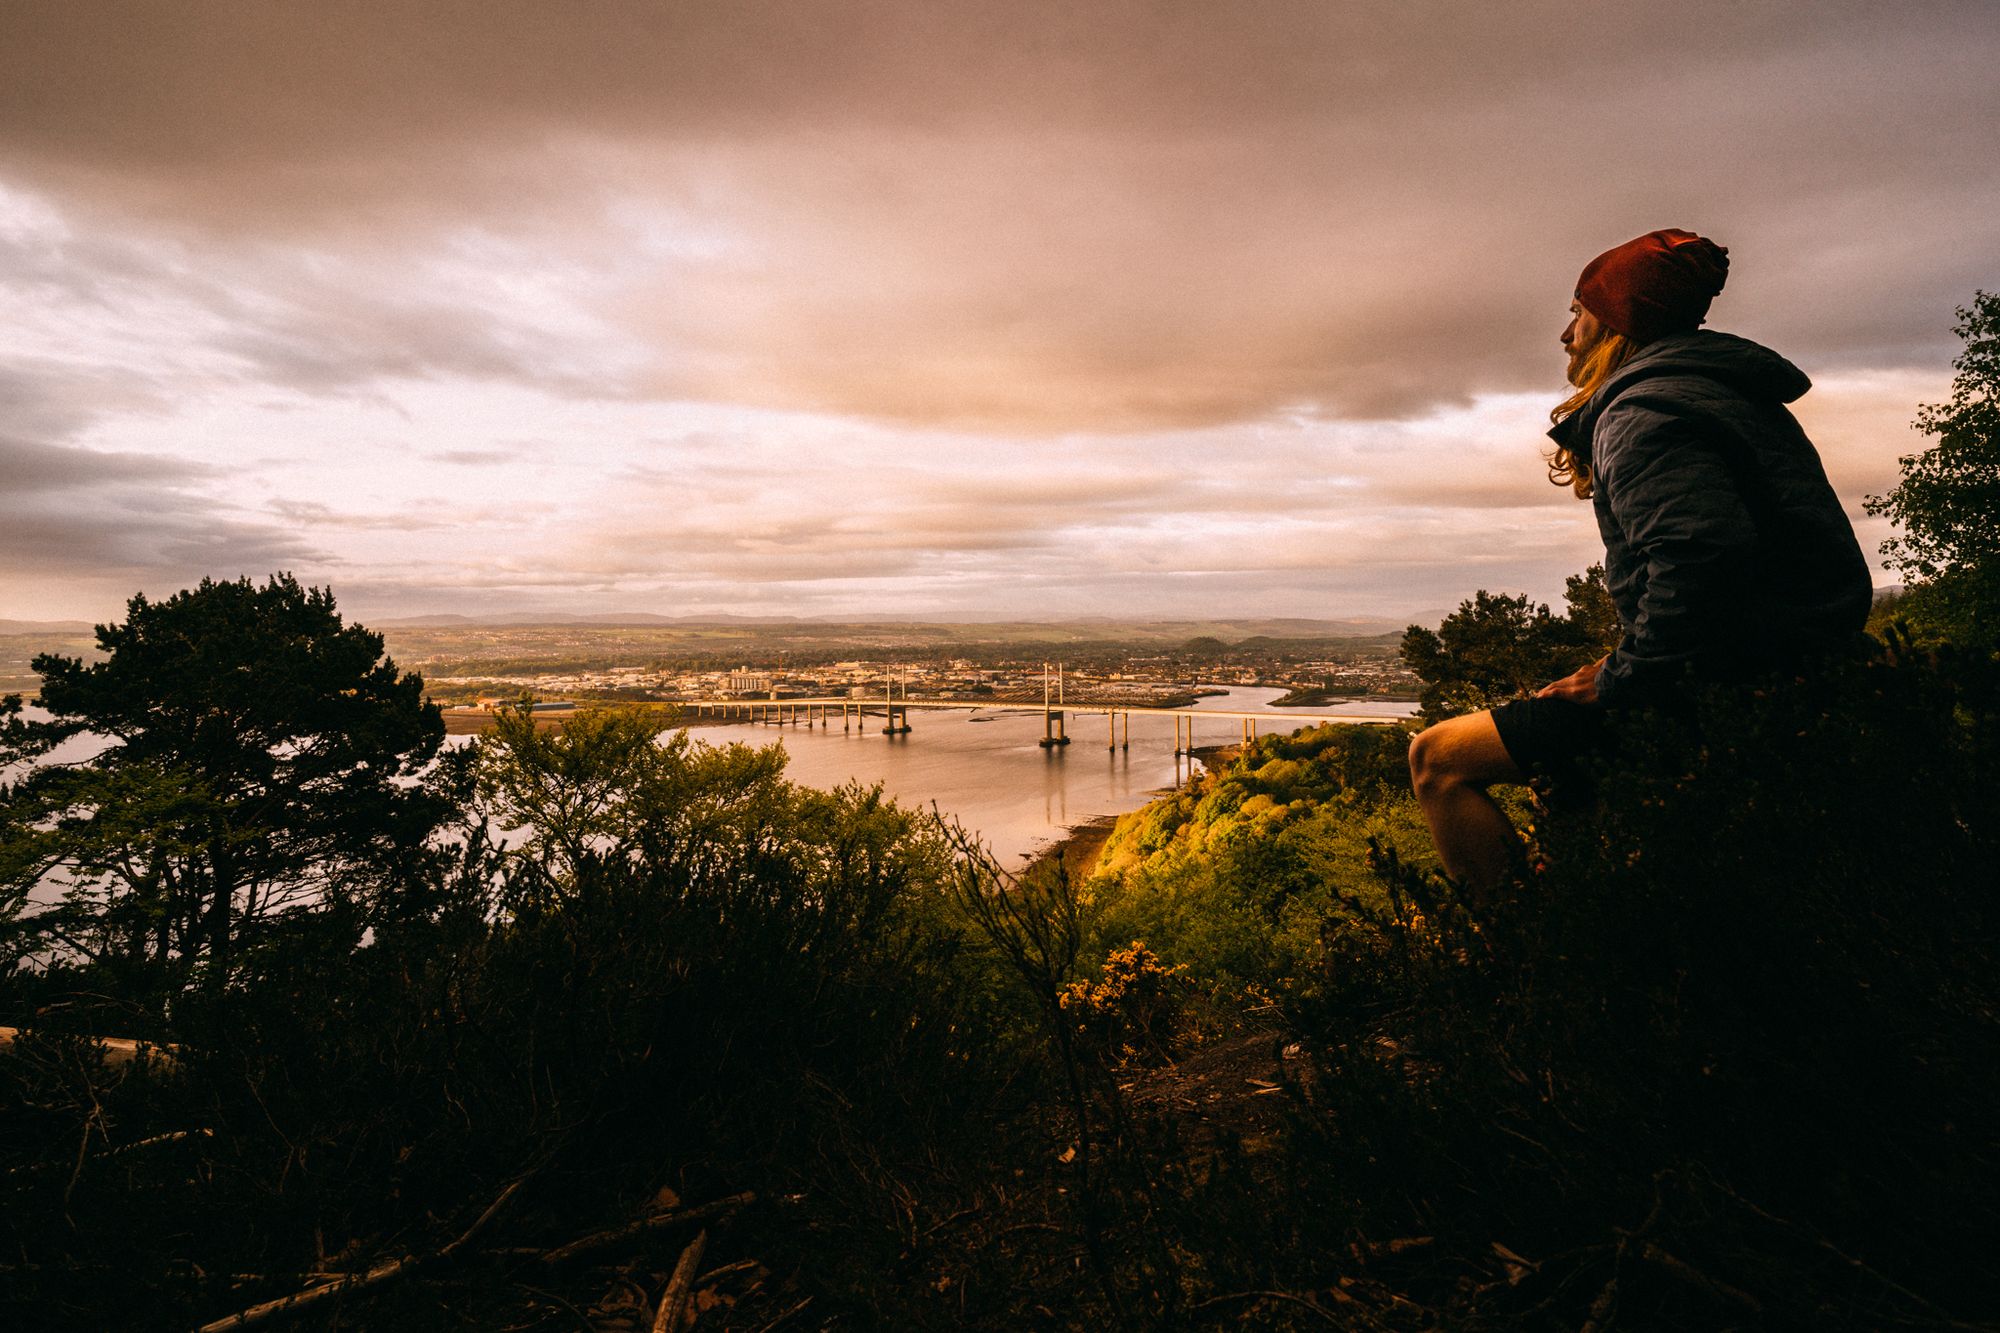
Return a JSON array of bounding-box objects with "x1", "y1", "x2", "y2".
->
[{"x1": 1547, "y1": 328, "x2": 1641, "y2": 499}]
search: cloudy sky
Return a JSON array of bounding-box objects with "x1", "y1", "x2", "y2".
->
[{"x1": 2, "y1": 1, "x2": 1994, "y2": 624}]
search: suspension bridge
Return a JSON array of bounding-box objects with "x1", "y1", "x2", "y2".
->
[{"x1": 684, "y1": 672, "x2": 1406, "y2": 753}]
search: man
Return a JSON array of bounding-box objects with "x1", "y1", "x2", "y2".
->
[{"x1": 1408, "y1": 229, "x2": 1872, "y2": 892}]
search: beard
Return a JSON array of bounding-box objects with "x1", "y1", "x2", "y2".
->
[
  {"x1": 1565, "y1": 347, "x2": 1588, "y2": 386},
  {"x1": 1564, "y1": 330, "x2": 1608, "y2": 387}
]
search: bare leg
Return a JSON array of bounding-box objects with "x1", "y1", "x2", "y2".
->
[{"x1": 1407, "y1": 711, "x2": 1526, "y2": 896}]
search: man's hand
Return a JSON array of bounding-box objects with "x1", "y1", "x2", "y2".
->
[{"x1": 1536, "y1": 656, "x2": 1606, "y2": 705}]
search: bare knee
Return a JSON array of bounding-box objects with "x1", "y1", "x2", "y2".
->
[
  {"x1": 1408, "y1": 725, "x2": 1457, "y2": 800},
  {"x1": 1408, "y1": 712, "x2": 1518, "y2": 801}
]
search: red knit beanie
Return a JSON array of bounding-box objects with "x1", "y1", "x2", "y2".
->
[{"x1": 1575, "y1": 229, "x2": 1730, "y2": 342}]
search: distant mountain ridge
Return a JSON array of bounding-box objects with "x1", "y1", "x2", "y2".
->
[
  {"x1": 373, "y1": 611, "x2": 1419, "y2": 637},
  {"x1": 0, "y1": 620, "x2": 95, "y2": 636}
]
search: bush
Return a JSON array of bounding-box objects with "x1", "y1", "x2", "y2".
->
[
  {"x1": 1084, "y1": 722, "x2": 1428, "y2": 1009},
  {"x1": 1291, "y1": 640, "x2": 2000, "y2": 1326},
  {"x1": 1059, "y1": 941, "x2": 1193, "y2": 1066},
  {"x1": 1, "y1": 718, "x2": 1017, "y2": 1329}
]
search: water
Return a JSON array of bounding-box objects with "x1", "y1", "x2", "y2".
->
[
  {"x1": 688, "y1": 687, "x2": 1414, "y2": 865},
  {"x1": 15, "y1": 693, "x2": 1415, "y2": 870}
]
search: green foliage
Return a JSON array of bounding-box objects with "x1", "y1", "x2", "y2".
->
[
  {"x1": 9, "y1": 563, "x2": 1996, "y2": 1327},
  {"x1": 1400, "y1": 568, "x2": 1612, "y2": 723},
  {"x1": 3, "y1": 708, "x2": 1011, "y2": 1328},
  {"x1": 1087, "y1": 724, "x2": 1428, "y2": 1006},
  {"x1": 1563, "y1": 561, "x2": 1621, "y2": 653},
  {"x1": 0, "y1": 575, "x2": 452, "y2": 991},
  {"x1": 1867, "y1": 290, "x2": 2000, "y2": 650}
]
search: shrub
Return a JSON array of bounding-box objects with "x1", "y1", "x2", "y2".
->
[
  {"x1": 1059, "y1": 940, "x2": 1193, "y2": 1066},
  {"x1": 1, "y1": 719, "x2": 1015, "y2": 1329},
  {"x1": 1290, "y1": 640, "x2": 2000, "y2": 1326}
]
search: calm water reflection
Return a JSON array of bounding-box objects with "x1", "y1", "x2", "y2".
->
[{"x1": 692, "y1": 687, "x2": 1413, "y2": 865}]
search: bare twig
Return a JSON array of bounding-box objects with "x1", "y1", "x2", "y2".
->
[
  {"x1": 1637, "y1": 1243, "x2": 1762, "y2": 1313},
  {"x1": 0, "y1": 1025, "x2": 180, "y2": 1070},
  {"x1": 194, "y1": 1174, "x2": 530, "y2": 1332},
  {"x1": 750, "y1": 1296, "x2": 812, "y2": 1333},
  {"x1": 1188, "y1": 1289, "x2": 1354, "y2": 1327},
  {"x1": 651, "y1": 1229, "x2": 708, "y2": 1333},
  {"x1": 511, "y1": 1282, "x2": 596, "y2": 1332},
  {"x1": 1578, "y1": 1272, "x2": 1619, "y2": 1333},
  {"x1": 920, "y1": 1203, "x2": 982, "y2": 1239},
  {"x1": 1719, "y1": 1185, "x2": 1990, "y2": 1329},
  {"x1": 693, "y1": 1258, "x2": 760, "y2": 1286},
  {"x1": 541, "y1": 1191, "x2": 754, "y2": 1267},
  {"x1": 8, "y1": 1126, "x2": 215, "y2": 1182}
]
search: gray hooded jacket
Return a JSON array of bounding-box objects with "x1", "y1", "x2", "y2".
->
[{"x1": 1547, "y1": 331, "x2": 1872, "y2": 707}]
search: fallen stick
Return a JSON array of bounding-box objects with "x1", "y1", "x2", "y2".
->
[
  {"x1": 651, "y1": 1229, "x2": 708, "y2": 1333},
  {"x1": 541, "y1": 1191, "x2": 754, "y2": 1266},
  {"x1": 1638, "y1": 1243, "x2": 1762, "y2": 1313},
  {"x1": 0, "y1": 1025, "x2": 180, "y2": 1070},
  {"x1": 1187, "y1": 1289, "x2": 1354, "y2": 1327},
  {"x1": 5, "y1": 1128, "x2": 212, "y2": 1179},
  {"x1": 194, "y1": 1174, "x2": 529, "y2": 1332}
]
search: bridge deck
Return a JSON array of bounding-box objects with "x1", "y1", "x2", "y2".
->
[{"x1": 687, "y1": 697, "x2": 1407, "y2": 725}]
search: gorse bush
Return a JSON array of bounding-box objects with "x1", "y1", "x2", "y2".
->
[{"x1": 1059, "y1": 940, "x2": 1193, "y2": 1066}]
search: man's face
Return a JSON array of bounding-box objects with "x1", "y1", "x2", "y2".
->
[{"x1": 1562, "y1": 300, "x2": 1606, "y2": 386}]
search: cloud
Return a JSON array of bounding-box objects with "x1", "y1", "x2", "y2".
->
[
  {"x1": 4, "y1": 2, "x2": 1994, "y2": 433},
  {"x1": 433, "y1": 448, "x2": 522, "y2": 466},
  {"x1": 1, "y1": 433, "x2": 201, "y2": 493},
  {"x1": 0, "y1": 2, "x2": 1980, "y2": 619},
  {"x1": 0, "y1": 437, "x2": 321, "y2": 582}
]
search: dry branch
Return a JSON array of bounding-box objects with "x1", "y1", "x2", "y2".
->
[
  {"x1": 0, "y1": 1025, "x2": 180, "y2": 1070},
  {"x1": 5, "y1": 1127, "x2": 212, "y2": 1180},
  {"x1": 1638, "y1": 1243, "x2": 1763, "y2": 1313},
  {"x1": 651, "y1": 1229, "x2": 708, "y2": 1333},
  {"x1": 1188, "y1": 1289, "x2": 1354, "y2": 1327},
  {"x1": 694, "y1": 1258, "x2": 761, "y2": 1286},
  {"x1": 194, "y1": 1174, "x2": 529, "y2": 1332},
  {"x1": 541, "y1": 1191, "x2": 754, "y2": 1267}
]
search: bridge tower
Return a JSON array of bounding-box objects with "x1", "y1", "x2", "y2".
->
[
  {"x1": 1039, "y1": 661, "x2": 1070, "y2": 748},
  {"x1": 882, "y1": 678, "x2": 911, "y2": 735}
]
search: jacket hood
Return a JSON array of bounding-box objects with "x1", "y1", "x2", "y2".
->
[{"x1": 1548, "y1": 331, "x2": 1812, "y2": 456}]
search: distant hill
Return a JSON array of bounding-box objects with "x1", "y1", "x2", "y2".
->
[
  {"x1": 0, "y1": 620, "x2": 95, "y2": 635},
  {"x1": 373, "y1": 612, "x2": 1417, "y2": 638},
  {"x1": 374, "y1": 612, "x2": 803, "y2": 627}
]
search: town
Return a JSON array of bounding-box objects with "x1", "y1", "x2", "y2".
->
[{"x1": 379, "y1": 618, "x2": 1422, "y2": 714}]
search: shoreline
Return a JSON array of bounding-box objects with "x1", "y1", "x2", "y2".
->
[
  {"x1": 1023, "y1": 742, "x2": 1240, "y2": 879},
  {"x1": 445, "y1": 707, "x2": 1260, "y2": 875}
]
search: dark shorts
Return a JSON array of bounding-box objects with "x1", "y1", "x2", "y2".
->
[{"x1": 1491, "y1": 696, "x2": 1613, "y2": 798}]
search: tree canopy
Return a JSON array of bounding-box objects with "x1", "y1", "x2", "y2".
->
[
  {"x1": 1399, "y1": 566, "x2": 1616, "y2": 722},
  {"x1": 0, "y1": 574, "x2": 452, "y2": 987},
  {"x1": 1866, "y1": 290, "x2": 2000, "y2": 648}
]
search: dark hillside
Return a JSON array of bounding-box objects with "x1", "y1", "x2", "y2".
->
[{"x1": 4, "y1": 581, "x2": 1997, "y2": 1329}]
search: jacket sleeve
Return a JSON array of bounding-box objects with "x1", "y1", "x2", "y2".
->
[{"x1": 1592, "y1": 397, "x2": 1759, "y2": 707}]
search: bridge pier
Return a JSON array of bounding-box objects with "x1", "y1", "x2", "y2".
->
[
  {"x1": 883, "y1": 703, "x2": 911, "y2": 736},
  {"x1": 1040, "y1": 708, "x2": 1069, "y2": 748}
]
